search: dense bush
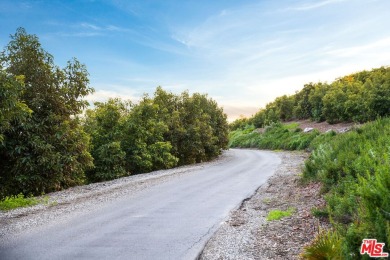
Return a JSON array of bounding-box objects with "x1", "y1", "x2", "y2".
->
[{"x1": 303, "y1": 118, "x2": 390, "y2": 257}]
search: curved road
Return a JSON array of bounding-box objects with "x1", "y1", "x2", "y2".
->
[{"x1": 0, "y1": 149, "x2": 281, "y2": 260}]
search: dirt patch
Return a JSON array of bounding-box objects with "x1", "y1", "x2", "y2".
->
[{"x1": 286, "y1": 119, "x2": 359, "y2": 133}]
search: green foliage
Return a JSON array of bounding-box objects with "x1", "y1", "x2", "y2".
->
[
  {"x1": 0, "y1": 28, "x2": 94, "y2": 198},
  {"x1": 266, "y1": 207, "x2": 295, "y2": 221},
  {"x1": 229, "y1": 123, "x2": 319, "y2": 150},
  {"x1": 0, "y1": 193, "x2": 39, "y2": 211},
  {"x1": 121, "y1": 96, "x2": 178, "y2": 173},
  {"x1": 0, "y1": 28, "x2": 229, "y2": 198},
  {"x1": 229, "y1": 66, "x2": 390, "y2": 128},
  {"x1": 268, "y1": 94, "x2": 295, "y2": 121},
  {"x1": 308, "y1": 130, "x2": 336, "y2": 151},
  {"x1": 83, "y1": 98, "x2": 129, "y2": 181},
  {"x1": 0, "y1": 72, "x2": 31, "y2": 144},
  {"x1": 229, "y1": 117, "x2": 249, "y2": 130},
  {"x1": 0, "y1": 29, "x2": 228, "y2": 198},
  {"x1": 152, "y1": 87, "x2": 229, "y2": 166},
  {"x1": 300, "y1": 229, "x2": 343, "y2": 260},
  {"x1": 84, "y1": 88, "x2": 228, "y2": 177},
  {"x1": 87, "y1": 141, "x2": 127, "y2": 182},
  {"x1": 227, "y1": 65, "x2": 390, "y2": 259},
  {"x1": 302, "y1": 118, "x2": 390, "y2": 257},
  {"x1": 311, "y1": 207, "x2": 329, "y2": 219}
]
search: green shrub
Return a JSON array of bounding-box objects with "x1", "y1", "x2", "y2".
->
[
  {"x1": 300, "y1": 229, "x2": 343, "y2": 260},
  {"x1": 229, "y1": 123, "x2": 319, "y2": 151},
  {"x1": 0, "y1": 193, "x2": 39, "y2": 211},
  {"x1": 311, "y1": 207, "x2": 329, "y2": 219},
  {"x1": 87, "y1": 141, "x2": 127, "y2": 182},
  {"x1": 266, "y1": 208, "x2": 295, "y2": 221}
]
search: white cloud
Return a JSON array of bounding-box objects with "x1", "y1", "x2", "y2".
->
[
  {"x1": 81, "y1": 1, "x2": 390, "y2": 121},
  {"x1": 291, "y1": 0, "x2": 347, "y2": 11},
  {"x1": 85, "y1": 88, "x2": 139, "y2": 104},
  {"x1": 325, "y1": 37, "x2": 390, "y2": 58}
]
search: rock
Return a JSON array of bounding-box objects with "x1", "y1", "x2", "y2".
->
[
  {"x1": 338, "y1": 127, "x2": 351, "y2": 133},
  {"x1": 303, "y1": 127, "x2": 314, "y2": 133}
]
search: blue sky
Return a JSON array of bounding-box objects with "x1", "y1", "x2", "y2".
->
[{"x1": 1, "y1": 0, "x2": 390, "y2": 120}]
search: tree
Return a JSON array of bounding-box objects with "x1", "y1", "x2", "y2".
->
[
  {"x1": 293, "y1": 83, "x2": 316, "y2": 119},
  {"x1": 153, "y1": 87, "x2": 228, "y2": 165},
  {"x1": 322, "y1": 82, "x2": 348, "y2": 123},
  {"x1": 83, "y1": 98, "x2": 129, "y2": 182},
  {"x1": 121, "y1": 96, "x2": 178, "y2": 173},
  {"x1": 230, "y1": 116, "x2": 249, "y2": 130},
  {"x1": 0, "y1": 28, "x2": 93, "y2": 197},
  {"x1": 308, "y1": 82, "x2": 328, "y2": 122},
  {"x1": 367, "y1": 68, "x2": 390, "y2": 118},
  {"x1": 248, "y1": 110, "x2": 265, "y2": 128},
  {"x1": 0, "y1": 70, "x2": 31, "y2": 144},
  {"x1": 272, "y1": 95, "x2": 295, "y2": 121}
]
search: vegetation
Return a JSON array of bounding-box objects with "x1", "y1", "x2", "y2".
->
[
  {"x1": 302, "y1": 118, "x2": 390, "y2": 258},
  {"x1": 0, "y1": 28, "x2": 94, "y2": 197},
  {"x1": 231, "y1": 120, "x2": 390, "y2": 258},
  {"x1": 229, "y1": 65, "x2": 390, "y2": 259},
  {"x1": 2, "y1": 27, "x2": 389, "y2": 258},
  {"x1": 229, "y1": 123, "x2": 320, "y2": 150},
  {"x1": 230, "y1": 66, "x2": 390, "y2": 130},
  {"x1": 266, "y1": 207, "x2": 295, "y2": 221},
  {"x1": 300, "y1": 229, "x2": 343, "y2": 260},
  {"x1": 0, "y1": 28, "x2": 229, "y2": 199},
  {"x1": 83, "y1": 89, "x2": 228, "y2": 182},
  {"x1": 0, "y1": 193, "x2": 39, "y2": 211}
]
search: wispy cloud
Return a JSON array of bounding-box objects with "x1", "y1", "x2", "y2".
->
[
  {"x1": 325, "y1": 37, "x2": 390, "y2": 58},
  {"x1": 78, "y1": 22, "x2": 131, "y2": 33},
  {"x1": 160, "y1": 0, "x2": 390, "y2": 118},
  {"x1": 290, "y1": 0, "x2": 347, "y2": 11},
  {"x1": 55, "y1": 31, "x2": 104, "y2": 37},
  {"x1": 45, "y1": 21, "x2": 133, "y2": 38},
  {"x1": 6, "y1": 0, "x2": 389, "y2": 120},
  {"x1": 85, "y1": 88, "x2": 139, "y2": 104}
]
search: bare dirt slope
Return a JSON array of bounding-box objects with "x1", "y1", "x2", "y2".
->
[{"x1": 288, "y1": 119, "x2": 359, "y2": 133}]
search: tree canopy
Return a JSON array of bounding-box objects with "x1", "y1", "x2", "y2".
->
[
  {"x1": 0, "y1": 28, "x2": 94, "y2": 197},
  {"x1": 231, "y1": 66, "x2": 390, "y2": 130},
  {"x1": 0, "y1": 28, "x2": 229, "y2": 198},
  {"x1": 83, "y1": 87, "x2": 229, "y2": 181}
]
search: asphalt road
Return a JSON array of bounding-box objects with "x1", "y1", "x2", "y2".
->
[{"x1": 0, "y1": 149, "x2": 281, "y2": 260}]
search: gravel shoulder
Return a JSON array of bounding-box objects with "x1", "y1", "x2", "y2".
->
[{"x1": 200, "y1": 151, "x2": 328, "y2": 260}]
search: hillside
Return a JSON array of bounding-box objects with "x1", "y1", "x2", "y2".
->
[{"x1": 230, "y1": 66, "x2": 390, "y2": 131}]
